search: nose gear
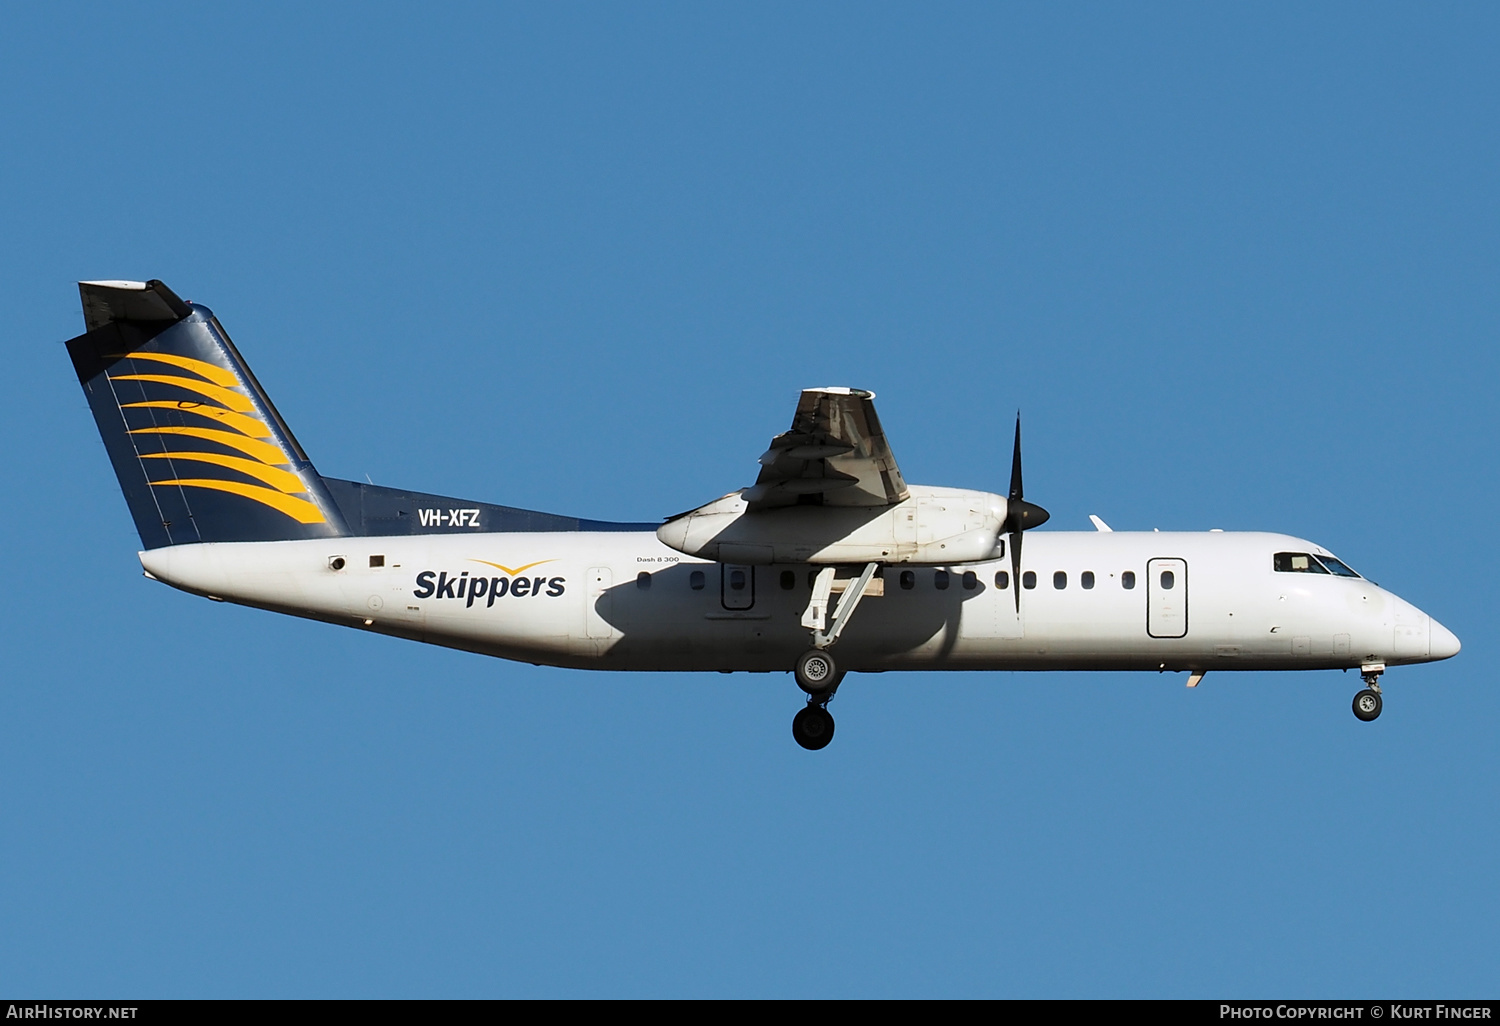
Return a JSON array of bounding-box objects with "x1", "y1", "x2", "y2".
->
[
  {"x1": 1352, "y1": 663, "x2": 1385, "y2": 721},
  {"x1": 1353, "y1": 689, "x2": 1383, "y2": 721}
]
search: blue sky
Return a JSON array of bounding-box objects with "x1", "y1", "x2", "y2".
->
[{"x1": 2, "y1": 3, "x2": 1496, "y2": 997}]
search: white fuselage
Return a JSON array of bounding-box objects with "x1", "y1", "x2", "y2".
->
[{"x1": 138, "y1": 528, "x2": 1458, "y2": 677}]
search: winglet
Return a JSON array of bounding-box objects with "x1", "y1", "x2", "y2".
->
[{"x1": 1089, "y1": 514, "x2": 1113, "y2": 532}]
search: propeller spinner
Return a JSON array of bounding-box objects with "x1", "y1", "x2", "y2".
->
[{"x1": 1005, "y1": 414, "x2": 1049, "y2": 612}]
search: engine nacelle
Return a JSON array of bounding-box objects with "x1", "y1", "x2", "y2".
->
[{"x1": 657, "y1": 485, "x2": 1007, "y2": 565}]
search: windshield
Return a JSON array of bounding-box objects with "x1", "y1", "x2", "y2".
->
[
  {"x1": 1317, "y1": 555, "x2": 1361, "y2": 578},
  {"x1": 1274, "y1": 552, "x2": 1329, "y2": 574},
  {"x1": 1274, "y1": 551, "x2": 1361, "y2": 578}
]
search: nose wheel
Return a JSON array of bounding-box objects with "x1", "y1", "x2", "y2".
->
[{"x1": 1353, "y1": 689, "x2": 1382, "y2": 721}]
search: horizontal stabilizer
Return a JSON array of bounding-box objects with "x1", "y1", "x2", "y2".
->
[{"x1": 79, "y1": 280, "x2": 191, "y2": 332}]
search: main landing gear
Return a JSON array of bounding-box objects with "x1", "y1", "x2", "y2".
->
[
  {"x1": 789, "y1": 564, "x2": 878, "y2": 750},
  {"x1": 792, "y1": 648, "x2": 846, "y2": 750},
  {"x1": 1353, "y1": 663, "x2": 1384, "y2": 722}
]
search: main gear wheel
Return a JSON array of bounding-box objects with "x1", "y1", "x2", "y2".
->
[
  {"x1": 792, "y1": 705, "x2": 836, "y2": 750},
  {"x1": 794, "y1": 649, "x2": 844, "y2": 695}
]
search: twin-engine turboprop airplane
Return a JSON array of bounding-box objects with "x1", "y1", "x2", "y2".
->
[{"x1": 67, "y1": 280, "x2": 1460, "y2": 749}]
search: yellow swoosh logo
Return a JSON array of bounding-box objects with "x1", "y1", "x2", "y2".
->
[{"x1": 470, "y1": 559, "x2": 555, "y2": 576}]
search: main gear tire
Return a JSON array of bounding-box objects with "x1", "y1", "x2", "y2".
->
[
  {"x1": 792, "y1": 705, "x2": 836, "y2": 750},
  {"x1": 1353, "y1": 688, "x2": 1383, "y2": 722},
  {"x1": 795, "y1": 649, "x2": 843, "y2": 695}
]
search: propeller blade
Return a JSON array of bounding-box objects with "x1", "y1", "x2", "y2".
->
[
  {"x1": 1010, "y1": 525, "x2": 1023, "y2": 613},
  {"x1": 1004, "y1": 412, "x2": 1049, "y2": 613},
  {"x1": 1009, "y1": 414, "x2": 1024, "y2": 501}
]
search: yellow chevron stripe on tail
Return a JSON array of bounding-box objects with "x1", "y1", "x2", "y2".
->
[
  {"x1": 151, "y1": 479, "x2": 327, "y2": 523},
  {"x1": 140, "y1": 452, "x2": 307, "y2": 493},
  {"x1": 120, "y1": 402, "x2": 274, "y2": 439},
  {"x1": 108, "y1": 351, "x2": 241, "y2": 388},
  {"x1": 110, "y1": 373, "x2": 257, "y2": 413},
  {"x1": 129, "y1": 426, "x2": 289, "y2": 466}
]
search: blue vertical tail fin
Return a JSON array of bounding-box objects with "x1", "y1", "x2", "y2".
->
[{"x1": 66, "y1": 280, "x2": 349, "y2": 548}]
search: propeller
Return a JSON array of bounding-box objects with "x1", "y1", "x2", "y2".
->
[{"x1": 1004, "y1": 414, "x2": 1050, "y2": 612}]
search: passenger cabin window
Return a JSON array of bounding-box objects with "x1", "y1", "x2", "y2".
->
[
  {"x1": 1122, "y1": 571, "x2": 1136, "y2": 590},
  {"x1": 636, "y1": 571, "x2": 652, "y2": 590},
  {"x1": 1053, "y1": 571, "x2": 1067, "y2": 590},
  {"x1": 994, "y1": 571, "x2": 1009, "y2": 589},
  {"x1": 962, "y1": 571, "x2": 978, "y2": 590},
  {"x1": 729, "y1": 569, "x2": 747, "y2": 591},
  {"x1": 934, "y1": 570, "x2": 950, "y2": 590},
  {"x1": 780, "y1": 570, "x2": 796, "y2": 590},
  {"x1": 900, "y1": 570, "x2": 915, "y2": 590},
  {"x1": 1160, "y1": 570, "x2": 1175, "y2": 590},
  {"x1": 1081, "y1": 571, "x2": 1095, "y2": 590},
  {"x1": 690, "y1": 570, "x2": 705, "y2": 590},
  {"x1": 1022, "y1": 571, "x2": 1037, "y2": 590}
]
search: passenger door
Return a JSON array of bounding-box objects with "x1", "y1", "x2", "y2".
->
[{"x1": 1146, "y1": 558, "x2": 1188, "y2": 639}]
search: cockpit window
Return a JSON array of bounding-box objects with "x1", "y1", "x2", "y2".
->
[
  {"x1": 1274, "y1": 551, "x2": 1360, "y2": 577},
  {"x1": 1274, "y1": 552, "x2": 1329, "y2": 574},
  {"x1": 1317, "y1": 555, "x2": 1361, "y2": 578}
]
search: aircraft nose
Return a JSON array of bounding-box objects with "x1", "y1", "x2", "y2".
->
[{"x1": 1429, "y1": 618, "x2": 1461, "y2": 660}]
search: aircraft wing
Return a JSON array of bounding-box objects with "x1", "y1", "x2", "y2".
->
[{"x1": 742, "y1": 388, "x2": 909, "y2": 510}]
